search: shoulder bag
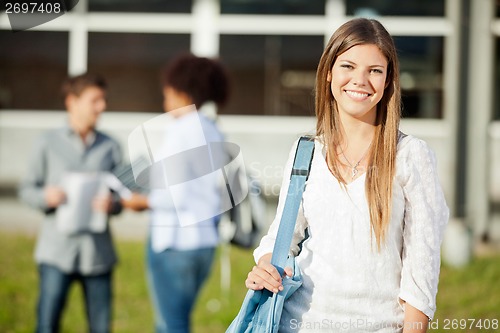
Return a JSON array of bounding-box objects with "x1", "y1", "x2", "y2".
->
[{"x1": 226, "y1": 136, "x2": 315, "y2": 333}]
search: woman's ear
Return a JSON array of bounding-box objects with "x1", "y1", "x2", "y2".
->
[{"x1": 327, "y1": 71, "x2": 332, "y2": 82}]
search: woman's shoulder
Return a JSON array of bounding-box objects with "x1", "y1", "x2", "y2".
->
[
  {"x1": 397, "y1": 131, "x2": 434, "y2": 158},
  {"x1": 292, "y1": 135, "x2": 325, "y2": 160},
  {"x1": 396, "y1": 131, "x2": 438, "y2": 183}
]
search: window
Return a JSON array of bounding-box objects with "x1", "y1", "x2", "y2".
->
[
  {"x1": 220, "y1": 35, "x2": 323, "y2": 116},
  {"x1": 88, "y1": 33, "x2": 190, "y2": 112},
  {"x1": 0, "y1": 31, "x2": 68, "y2": 110},
  {"x1": 494, "y1": 38, "x2": 500, "y2": 120},
  {"x1": 88, "y1": 0, "x2": 192, "y2": 13},
  {"x1": 347, "y1": 0, "x2": 444, "y2": 17},
  {"x1": 221, "y1": 0, "x2": 325, "y2": 15},
  {"x1": 395, "y1": 36, "x2": 444, "y2": 119}
]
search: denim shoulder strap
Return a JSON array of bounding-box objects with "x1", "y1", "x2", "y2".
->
[{"x1": 271, "y1": 136, "x2": 315, "y2": 276}]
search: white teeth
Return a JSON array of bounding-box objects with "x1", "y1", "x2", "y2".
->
[{"x1": 346, "y1": 90, "x2": 369, "y2": 98}]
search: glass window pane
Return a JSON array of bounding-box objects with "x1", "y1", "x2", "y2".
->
[
  {"x1": 221, "y1": 0, "x2": 325, "y2": 15},
  {"x1": 220, "y1": 35, "x2": 323, "y2": 116},
  {"x1": 88, "y1": 33, "x2": 190, "y2": 112},
  {"x1": 347, "y1": 0, "x2": 444, "y2": 17},
  {"x1": 494, "y1": 38, "x2": 500, "y2": 120},
  {"x1": 0, "y1": 31, "x2": 68, "y2": 110},
  {"x1": 89, "y1": 0, "x2": 192, "y2": 13},
  {"x1": 395, "y1": 36, "x2": 444, "y2": 119}
]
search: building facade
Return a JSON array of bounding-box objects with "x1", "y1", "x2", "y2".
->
[{"x1": 1, "y1": 0, "x2": 500, "y2": 242}]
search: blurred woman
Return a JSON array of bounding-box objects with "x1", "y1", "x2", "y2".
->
[{"x1": 123, "y1": 53, "x2": 230, "y2": 333}]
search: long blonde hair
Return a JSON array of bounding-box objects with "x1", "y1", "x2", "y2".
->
[{"x1": 315, "y1": 18, "x2": 401, "y2": 250}]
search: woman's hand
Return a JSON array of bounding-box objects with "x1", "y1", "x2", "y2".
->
[
  {"x1": 121, "y1": 192, "x2": 149, "y2": 211},
  {"x1": 245, "y1": 253, "x2": 293, "y2": 294}
]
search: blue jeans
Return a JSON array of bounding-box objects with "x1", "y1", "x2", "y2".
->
[
  {"x1": 36, "y1": 264, "x2": 112, "y2": 333},
  {"x1": 147, "y1": 245, "x2": 216, "y2": 333}
]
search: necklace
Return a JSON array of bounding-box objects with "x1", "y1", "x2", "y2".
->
[{"x1": 341, "y1": 141, "x2": 373, "y2": 179}]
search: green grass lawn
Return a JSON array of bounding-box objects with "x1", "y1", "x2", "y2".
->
[{"x1": 0, "y1": 232, "x2": 499, "y2": 332}]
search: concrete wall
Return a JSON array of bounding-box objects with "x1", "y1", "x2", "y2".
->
[{"x1": 0, "y1": 110, "x2": 483, "y2": 213}]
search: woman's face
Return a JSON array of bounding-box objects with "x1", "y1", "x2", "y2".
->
[{"x1": 328, "y1": 44, "x2": 388, "y2": 124}]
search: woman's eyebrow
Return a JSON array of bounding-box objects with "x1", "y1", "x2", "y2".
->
[{"x1": 337, "y1": 59, "x2": 386, "y2": 68}]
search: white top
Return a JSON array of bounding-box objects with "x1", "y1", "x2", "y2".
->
[
  {"x1": 148, "y1": 111, "x2": 224, "y2": 252},
  {"x1": 254, "y1": 135, "x2": 449, "y2": 332}
]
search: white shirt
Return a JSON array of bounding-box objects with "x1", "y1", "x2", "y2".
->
[
  {"x1": 254, "y1": 135, "x2": 449, "y2": 332},
  {"x1": 148, "y1": 111, "x2": 224, "y2": 252}
]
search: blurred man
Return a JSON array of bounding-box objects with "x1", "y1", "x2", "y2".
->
[{"x1": 19, "y1": 73, "x2": 122, "y2": 333}]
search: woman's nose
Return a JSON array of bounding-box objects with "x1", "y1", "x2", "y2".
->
[{"x1": 351, "y1": 70, "x2": 368, "y2": 86}]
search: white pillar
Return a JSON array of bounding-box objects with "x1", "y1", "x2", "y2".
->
[
  {"x1": 443, "y1": 0, "x2": 462, "y2": 216},
  {"x1": 68, "y1": 0, "x2": 88, "y2": 75},
  {"x1": 191, "y1": 0, "x2": 219, "y2": 57},
  {"x1": 324, "y1": 0, "x2": 346, "y2": 45},
  {"x1": 466, "y1": 0, "x2": 495, "y2": 238}
]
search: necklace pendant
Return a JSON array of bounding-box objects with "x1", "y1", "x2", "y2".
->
[{"x1": 351, "y1": 167, "x2": 358, "y2": 179}]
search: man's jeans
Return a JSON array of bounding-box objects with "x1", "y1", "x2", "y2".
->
[
  {"x1": 36, "y1": 264, "x2": 112, "y2": 333},
  {"x1": 147, "y1": 245, "x2": 215, "y2": 333}
]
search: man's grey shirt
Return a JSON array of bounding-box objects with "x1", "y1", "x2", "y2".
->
[{"x1": 19, "y1": 126, "x2": 122, "y2": 275}]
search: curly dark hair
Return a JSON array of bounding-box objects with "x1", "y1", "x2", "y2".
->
[{"x1": 162, "y1": 53, "x2": 230, "y2": 109}]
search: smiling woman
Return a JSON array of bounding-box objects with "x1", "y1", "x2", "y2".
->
[{"x1": 242, "y1": 18, "x2": 449, "y2": 333}]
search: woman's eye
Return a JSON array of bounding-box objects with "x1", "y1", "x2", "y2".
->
[
  {"x1": 340, "y1": 64, "x2": 353, "y2": 69},
  {"x1": 371, "y1": 68, "x2": 384, "y2": 74}
]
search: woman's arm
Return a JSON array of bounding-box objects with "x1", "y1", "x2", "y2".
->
[
  {"x1": 398, "y1": 137, "x2": 449, "y2": 320},
  {"x1": 403, "y1": 302, "x2": 429, "y2": 333},
  {"x1": 121, "y1": 192, "x2": 149, "y2": 211}
]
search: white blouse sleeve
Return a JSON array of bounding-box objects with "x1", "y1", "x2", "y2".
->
[
  {"x1": 253, "y1": 139, "x2": 309, "y2": 264},
  {"x1": 397, "y1": 137, "x2": 449, "y2": 320}
]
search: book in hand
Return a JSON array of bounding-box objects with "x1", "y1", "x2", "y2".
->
[{"x1": 55, "y1": 171, "x2": 132, "y2": 235}]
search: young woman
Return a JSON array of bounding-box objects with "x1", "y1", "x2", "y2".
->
[
  {"x1": 245, "y1": 18, "x2": 449, "y2": 333},
  {"x1": 122, "y1": 53, "x2": 230, "y2": 333}
]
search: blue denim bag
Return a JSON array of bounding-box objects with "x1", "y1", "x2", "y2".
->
[
  {"x1": 226, "y1": 256, "x2": 302, "y2": 333},
  {"x1": 226, "y1": 137, "x2": 315, "y2": 333}
]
